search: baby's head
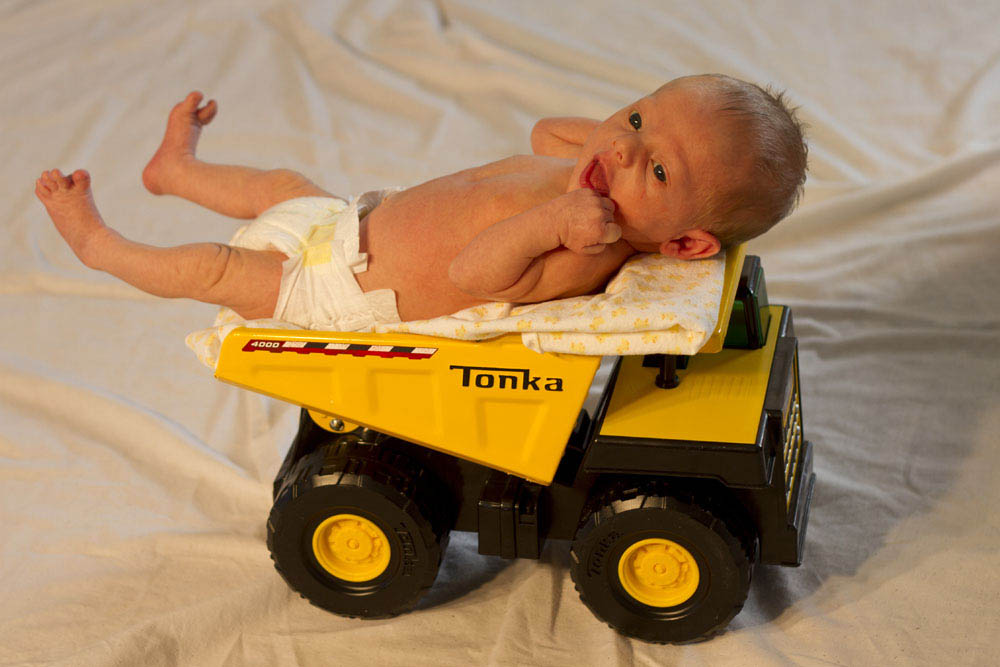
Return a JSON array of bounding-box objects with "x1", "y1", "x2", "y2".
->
[{"x1": 571, "y1": 74, "x2": 807, "y2": 258}]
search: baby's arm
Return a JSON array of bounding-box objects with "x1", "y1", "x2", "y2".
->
[
  {"x1": 449, "y1": 189, "x2": 626, "y2": 302},
  {"x1": 530, "y1": 117, "x2": 599, "y2": 158}
]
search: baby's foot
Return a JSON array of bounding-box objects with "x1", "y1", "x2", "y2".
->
[
  {"x1": 142, "y1": 91, "x2": 217, "y2": 195},
  {"x1": 35, "y1": 169, "x2": 108, "y2": 269}
]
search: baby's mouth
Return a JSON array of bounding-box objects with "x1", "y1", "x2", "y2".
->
[{"x1": 580, "y1": 157, "x2": 610, "y2": 196}]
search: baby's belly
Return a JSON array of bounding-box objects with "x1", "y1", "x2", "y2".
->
[{"x1": 354, "y1": 195, "x2": 489, "y2": 320}]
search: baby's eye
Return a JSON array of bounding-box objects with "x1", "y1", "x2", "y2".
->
[
  {"x1": 628, "y1": 111, "x2": 642, "y2": 130},
  {"x1": 653, "y1": 163, "x2": 667, "y2": 182}
]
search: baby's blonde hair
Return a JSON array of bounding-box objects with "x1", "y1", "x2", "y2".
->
[{"x1": 670, "y1": 74, "x2": 809, "y2": 247}]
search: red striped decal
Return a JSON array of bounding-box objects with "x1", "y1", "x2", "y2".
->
[{"x1": 241, "y1": 340, "x2": 435, "y2": 359}]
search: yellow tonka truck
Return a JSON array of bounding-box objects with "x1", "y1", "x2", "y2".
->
[{"x1": 213, "y1": 246, "x2": 814, "y2": 644}]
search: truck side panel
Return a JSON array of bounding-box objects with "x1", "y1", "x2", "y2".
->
[{"x1": 215, "y1": 330, "x2": 600, "y2": 484}]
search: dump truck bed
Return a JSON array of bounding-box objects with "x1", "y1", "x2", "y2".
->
[{"x1": 216, "y1": 330, "x2": 600, "y2": 484}]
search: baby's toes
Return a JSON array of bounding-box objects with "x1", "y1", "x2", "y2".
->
[
  {"x1": 196, "y1": 99, "x2": 217, "y2": 124},
  {"x1": 51, "y1": 169, "x2": 73, "y2": 190},
  {"x1": 71, "y1": 169, "x2": 91, "y2": 190},
  {"x1": 40, "y1": 170, "x2": 58, "y2": 190},
  {"x1": 181, "y1": 91, "x2": 203, "y2": 112},
  {"x1": 35, "y1": 177, "x2": 52, "y2": 198}
]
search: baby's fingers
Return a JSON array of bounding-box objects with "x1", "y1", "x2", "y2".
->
[
  {"x1": 601, "y1": 222, "x2": 622, "y2": 244},
  {"x1": 578, "y1": 225, "x2": 622, "y2": 254}
]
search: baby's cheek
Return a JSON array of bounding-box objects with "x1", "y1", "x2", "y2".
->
[{"x1": 614, "y1": 198, "x2": 639, "y2": 225}]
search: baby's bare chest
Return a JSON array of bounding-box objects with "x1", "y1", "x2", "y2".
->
[{"x1": 365, "y1": 156, "x2": 571, "y2": 252}]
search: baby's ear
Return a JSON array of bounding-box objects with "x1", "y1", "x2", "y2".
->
[{"x1": 659, "y1": 230, "x2": 721, "y2": 260}]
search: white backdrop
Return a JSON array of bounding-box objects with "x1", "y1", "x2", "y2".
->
[{"x1": 2, "y1": 1, "x2": 999, "y2": 665}]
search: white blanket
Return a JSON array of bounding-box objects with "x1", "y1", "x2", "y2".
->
[{"x1": 4, "y1": 1, "x2": 999, "y2": 665}]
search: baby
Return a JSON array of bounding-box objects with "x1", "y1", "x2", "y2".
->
[{"x1": 35, "y1": 74, "x2": 806, "y2": 327}]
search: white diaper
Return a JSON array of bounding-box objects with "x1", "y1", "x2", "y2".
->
[
  {"x1": 185, "y1": 191, "x2": 401, "y2": 368},
  {"x1": 233, "y1": 192, "x2": 401, "y2": 330}
]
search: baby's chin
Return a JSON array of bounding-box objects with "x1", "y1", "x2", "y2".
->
[
  {"x1": 618, "y1": 224, "x2": 664, "y2": 253},
  {"x1": 622, "y1": 235, "x2": 659, "y2": 254}
]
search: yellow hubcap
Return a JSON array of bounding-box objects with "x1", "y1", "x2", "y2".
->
[
  {"x1": 618, "y1": 538, "x2": 700, "y2": 607},
  {"x1": 312, "y1": 514, "x2": 391, "y2": 582}
]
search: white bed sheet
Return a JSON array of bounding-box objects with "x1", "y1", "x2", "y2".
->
[{"x1": 2, "y1": 1, "x2": 999, "y2": 665}]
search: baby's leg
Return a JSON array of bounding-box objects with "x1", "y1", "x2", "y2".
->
[
  {"x1": 36, "y1": 169, "x2": 284, "y2": 319},
  {"x1": 142, "y1": 92, "x2": 333, "y2": 219}
]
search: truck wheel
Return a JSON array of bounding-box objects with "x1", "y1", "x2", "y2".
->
[
  {"x1": 267, "y1": 443, "x2": 451, "y2": 618},
  {"x1": 570, "y1": 489, "x2": 753, "y2": 644}
]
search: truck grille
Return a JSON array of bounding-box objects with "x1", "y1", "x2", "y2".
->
[{"x1": 783, "y1": 353, "x2": 803, "y2": 505}]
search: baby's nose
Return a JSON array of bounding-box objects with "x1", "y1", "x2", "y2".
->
[{"x1": 611, "y1": 135, "x2": 638, "y2": 166}]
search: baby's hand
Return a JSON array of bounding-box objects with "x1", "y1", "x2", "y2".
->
[{"x1": 552, "y1": 189, "x2": 621, "y2": 254}]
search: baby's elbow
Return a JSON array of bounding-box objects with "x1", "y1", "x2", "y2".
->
[
  {"x1": 529, "y1": 120, "x2": 551, "y2": 155},
  {"x1": 449, "y1": 259, "x2": 519, "y2": 301},
  {"x1": 448, "y1": 258, "x2": 484, "y2": 297},
  {"x1": 447, "y1": 257, "x2": 465, "y2": 288}
]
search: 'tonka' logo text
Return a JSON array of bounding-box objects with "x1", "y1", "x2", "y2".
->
[{"x1": 449, "y1": 365, "x2": 564, "y2": 392}]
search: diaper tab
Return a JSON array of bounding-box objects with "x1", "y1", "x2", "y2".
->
[{"x1": 270, "y1": 189, "x2": 404, "y2": 331}]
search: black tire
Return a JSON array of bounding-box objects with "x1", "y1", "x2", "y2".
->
[
  {"x1": 267, "y1": 442, "x2": 451, "y2": 618},
  {"x1": 569, "y1": 487, "x2": 754, "y2": 644}
]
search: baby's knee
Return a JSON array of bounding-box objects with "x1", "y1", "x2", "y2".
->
[
  {"x1": 252, "y1": 169, "x2": 327, "y2": 215},
  {"x1": 266, "y1": 168, "x2": 310, "y2": 190},
  {"x1": 206, "y1": 246, "x2": 285, "y2": 320}
]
